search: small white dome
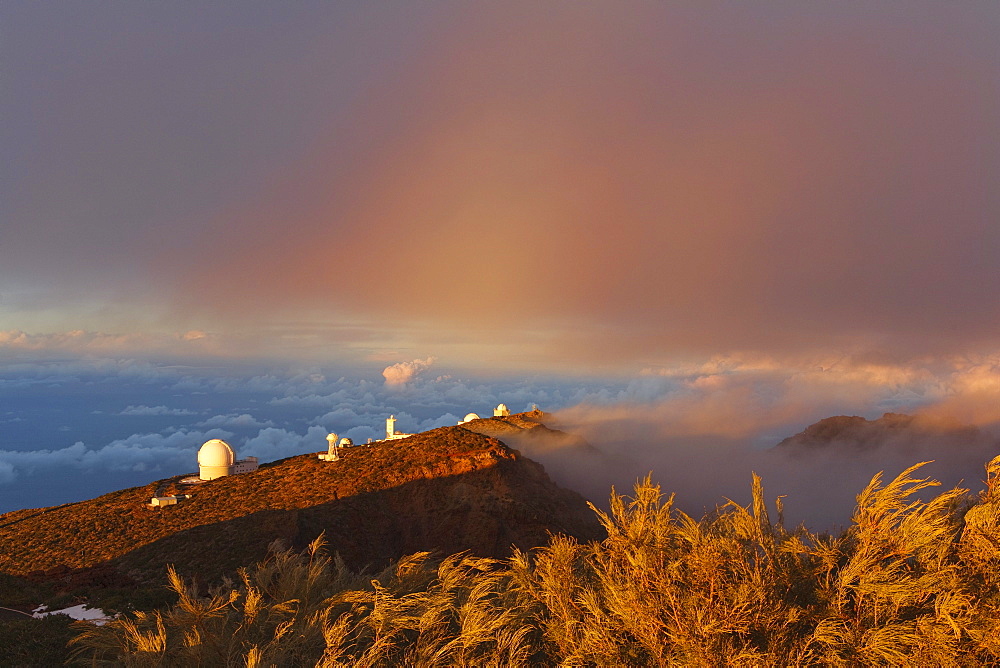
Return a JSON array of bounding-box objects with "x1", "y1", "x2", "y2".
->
[
  {"x1": 198, "y1": 439, "x2": 235, "y2": 468},
  {"x1": 339, "y1": 437, "x2": 353, "y2": 447},
  {"x1": 463, "y1": 412, "x2": 481, "y2": 423}
]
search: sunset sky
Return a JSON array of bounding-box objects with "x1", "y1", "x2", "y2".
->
[{"x1": 2, "y1": 3, "x2": 998, "y2": 519}]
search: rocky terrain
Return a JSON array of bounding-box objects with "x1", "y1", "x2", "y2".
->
[{"x1": 0, "y1": 414, "x2": 602, "y2": 592}]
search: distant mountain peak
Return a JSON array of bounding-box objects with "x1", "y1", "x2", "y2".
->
[{"x1": 775, "y1": 412, "x2": 986, "y2": 452}]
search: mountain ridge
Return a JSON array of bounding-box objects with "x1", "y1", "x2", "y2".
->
[
  {"x1": 774, "y1": 412, "x2": 989, "y2": 452},
  {"x1": 0, "y1": 414, "x2": 602, "y2": 589}
]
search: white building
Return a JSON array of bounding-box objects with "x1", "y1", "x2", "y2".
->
[
  {"x1": 319, "y1": 432, "x2": 352, "y2": 461},
  {"x1": 198, "y1": 439, "x2": 259, "y2": 480},
  {"x1": 459, "y1": 412, "x2": 481, "y2": 424},
  {"x1": 150, "y1": 494, "x2": 191, "y2": 507},
  {"x1": 494, "y1": 404, "x2": 510, "y2": 417},
  {"x1": 385, "y1": 415, "x2": 413, "y2": 440}
]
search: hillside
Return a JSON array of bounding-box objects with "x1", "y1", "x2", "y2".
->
[
  {"x1": 0, "y1": 414, "x2": 602, "y2": 588},
  {"x1": 462, "y1": 410, "x2": 597, "y2": 454},
  {"x1": 72, "y1": 454, "x2": 1000, "y2": 666},
  {"x1": 460, "y1": 411, "x2": 611, "y2": 492},
  {"x1": 775, "y1": 412, "x2": 991, "y2": 452}
]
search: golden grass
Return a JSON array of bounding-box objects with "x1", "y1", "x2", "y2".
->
[{"x1": 71, "y1": 455, "x2": 1000, "y2": 666}]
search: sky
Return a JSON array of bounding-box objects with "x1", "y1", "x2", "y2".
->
[{"x1": 2, "y1": 3, "x2": 999, "y2": 525}]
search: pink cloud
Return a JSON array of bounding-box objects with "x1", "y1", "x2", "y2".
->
[{"x1": 382, "y1": 357, "x2": 437, "y2": 387}]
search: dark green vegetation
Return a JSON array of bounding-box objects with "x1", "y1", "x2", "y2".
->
[
  {"x1": 0, "y1": 568, "x2": 92, "y2": 666},
  {"x1": 0, "y1": 614, "x2": 78, "y2": 667},
  {"x1": 70, "y1": 456, "x2": 1000, "y2": 666}
]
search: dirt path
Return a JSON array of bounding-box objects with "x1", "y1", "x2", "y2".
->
[{"x1": 0, "y1": 605, "x2": 34, "y2": 620}]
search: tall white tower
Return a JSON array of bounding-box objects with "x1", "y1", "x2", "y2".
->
[
  {"x1": 384, "y1": 415, "x2": 413, "y2": 440},
  {"x1": 318, "y1": 432, "x2": 340, "y2": 461}
]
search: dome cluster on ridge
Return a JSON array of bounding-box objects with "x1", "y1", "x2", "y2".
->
[{"x1": 199, "y1": 405, "x2": 522, "y2": 472}]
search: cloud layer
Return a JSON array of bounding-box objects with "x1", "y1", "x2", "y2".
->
[
  {"x1": 0, "y1": 357, "x2": 553, "y2": 511},
  {"x1": 0, "y1": 350, "x2": 996, "y2": 528},
  {"x1": 550, "y1": 352, "x2": 1000, "y2": 528}
]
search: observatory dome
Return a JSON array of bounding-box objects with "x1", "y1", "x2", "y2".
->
[
  {"x1": 198, "y1": 439, "x2": 235, "y2": 468},
  {"x1": 339, "y1": 437, "x2": 353, "y2": 447},
  {"x1": 463, "y1": 413, "x2": 481, "y2": 423}
]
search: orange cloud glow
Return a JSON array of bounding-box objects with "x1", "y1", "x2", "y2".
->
[
  {"x1": 5, "y1": 3, "x2": 997, "y2": 373},
  {"x1": 157, "y1": 4, "x2": 1000, "y2": 372}
]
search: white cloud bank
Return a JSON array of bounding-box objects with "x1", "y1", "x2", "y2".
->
[
  {"x1": 0, "y1": 429, "x2": 232, "y2": 486},
  {"x1": 2, "y1": 347, "x2": 997, "y2": 528},
  {"x1": 197, "y1": 413, "x2": 274, "y2": 429},
  {"x1": 0, "y1": 329, "x2": 226, "y2": 357},
  {"x1": 382, "y1": 357, "x2": 437, "y2": 387},
  {"x1": 546, "y1": 352, "x2": 1000, "y2": 529},
  {"x1": 121, "y1": 405, "x2": 198, "y2": 416}
]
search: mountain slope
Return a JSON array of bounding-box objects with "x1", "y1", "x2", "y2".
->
[
  {"x1": 774, "y1": 412, "x2": 991, "y2": 452},
  {"x1": 461, "y1": 411, "x2": 612, "y2": 492},
  {"x1": 0, "y1": 416, "x2": 602, "y2": 585}
]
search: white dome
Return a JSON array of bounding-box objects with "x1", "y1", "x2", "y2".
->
[
  {"x1": 463, "y1": 413, "x2": 481, "y2": 423},
  {"x1": 198, "y1": 439, "x2": 235, "y2": 468},
  {"x1": 339, "y1": 437, "x2": 353, "y2": 447}
]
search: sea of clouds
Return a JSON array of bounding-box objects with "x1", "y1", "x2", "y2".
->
[
  {"x1": 1, "y1": 352, "x2": 998, "y2": 530},
  {"x1": 0, "y1": 354, "x2": 616, "y2": 514}
]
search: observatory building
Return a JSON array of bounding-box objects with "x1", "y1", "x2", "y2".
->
[
  {"x1": 385, "y1": 415, "x2": 413, "y2": 441},
  {"x1": 494, "y1": 404, "x2": 510, "y2": 417},
  {"x1": 318, "y1": 433, "x2": 353, "y2": 461},
  {"x1": 459, "y1": 412, "x2": 481, "y2": 424},
  {"x1": 197, "y1": 439, "x2": 259, "y2": 480},
  {"x1": 150, "y1": 494, "x2": 191, "y2": 507}
]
